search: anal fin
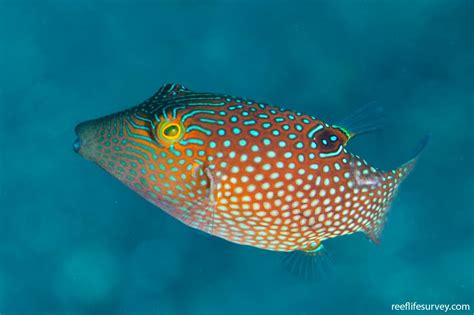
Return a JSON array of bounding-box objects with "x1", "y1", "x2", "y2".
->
[{"x1": 280, "y1": 241, "x2": 333, "y2": 281}]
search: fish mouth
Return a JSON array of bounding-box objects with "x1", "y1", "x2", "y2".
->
[
  {"x1": 73, "y1": 120, "x2": 99, "y2": 161},
  {"x1": 73, "y1": 123, "x2": 84, "y2": 155},
  {"x1": 73, "y1": 137, "x2": 82, "y2": 153}
]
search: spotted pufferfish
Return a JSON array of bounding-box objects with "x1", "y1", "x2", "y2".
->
[{"x1": 74, "y1": 83, "x2": 426, "y2": 256}]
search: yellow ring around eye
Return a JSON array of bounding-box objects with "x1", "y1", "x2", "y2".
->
[{"x1": 157, "y1": 121, "x2": 184, "y2": 143}]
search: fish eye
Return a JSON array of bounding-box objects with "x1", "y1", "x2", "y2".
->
[
  {"x1": 156, "y1": 121, "x2": 184, "y2": 143},
  {"x1": 164, "y1": 124, "x2": 180, "y2": 138}
]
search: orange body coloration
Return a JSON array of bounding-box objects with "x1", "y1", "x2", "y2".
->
[{"x1": 74, "y1": 83, "x2": 425, "y2": 253}]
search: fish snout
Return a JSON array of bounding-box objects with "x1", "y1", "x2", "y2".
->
[
  {"x1": 74, "y1": 120, "x2": 100, "y2": 160},
  {"x1": 73, "y1": 137, "x2": 82, "y2": 153}
]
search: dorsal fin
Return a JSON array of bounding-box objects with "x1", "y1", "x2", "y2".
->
[
  {"x1": 335, "y1": 102, "x2": 385, "y2": 143},
  {"x1": 153, "y1": 83, "x2": 192, "y2": 99},
  {"x1": 308, "y1": 104, "x2": 384, "y2": 157}
]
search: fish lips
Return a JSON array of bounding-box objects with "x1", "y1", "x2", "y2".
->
[{"x1": 73, "y1": 119, "x2": 100, "y2": 161}]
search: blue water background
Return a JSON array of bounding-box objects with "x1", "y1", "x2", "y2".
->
[{"x1": 0, "y1": 1, "x2": 472, "y2": 314}]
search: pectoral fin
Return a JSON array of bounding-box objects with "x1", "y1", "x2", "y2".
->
[
  {"x1": 158, "y1": 163, "x2": 218, "y2": 235},
  {"x1": 181, "y1": 163, "x2": 218, "y2": 234}
]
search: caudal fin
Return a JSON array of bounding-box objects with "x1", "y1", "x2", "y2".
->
[{"x1": 365, "y1": 135, "x2": 430, "y2": 243}]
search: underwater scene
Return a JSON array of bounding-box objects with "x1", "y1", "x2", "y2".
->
[{"x1": 0, "y1": 1, "x2": 472, "y2": 314}]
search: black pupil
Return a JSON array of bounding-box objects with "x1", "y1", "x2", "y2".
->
[{"x1": 164, "y1": 125, "x2": 179, "y2": 137}]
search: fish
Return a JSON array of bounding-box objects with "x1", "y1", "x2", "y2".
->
[{"x1": 74, "y1": 83, "x2": 427, "y2": 257}]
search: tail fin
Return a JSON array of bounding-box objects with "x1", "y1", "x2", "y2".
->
[{"x1": 365, "y1": 135, "x2": 430, "y2": 243}]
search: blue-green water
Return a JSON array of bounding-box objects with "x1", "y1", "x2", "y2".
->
[{"x1": 0, "y1": 1, "x2": 472, "y2": 314}]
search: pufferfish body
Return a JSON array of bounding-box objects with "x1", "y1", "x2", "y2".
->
[{"x1": 74, "y1": 83, "x2": 426, "y2": 254}]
